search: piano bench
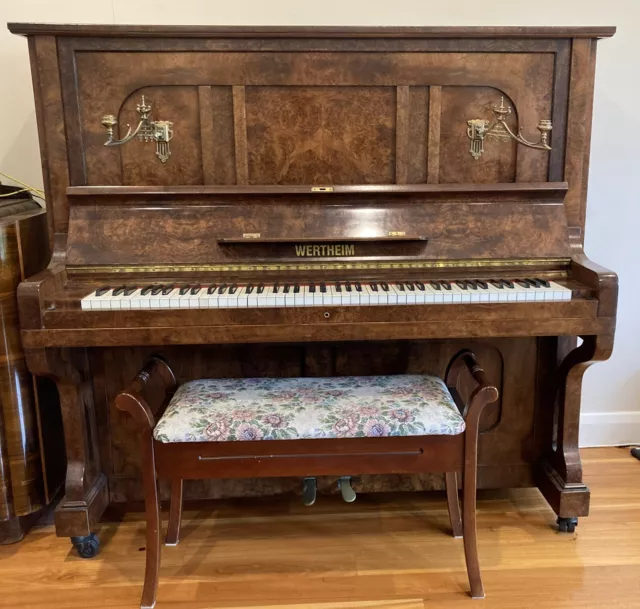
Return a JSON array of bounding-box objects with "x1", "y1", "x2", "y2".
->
[{"x1": 115, "y1": 351, "x2": 498, "y2": 608}]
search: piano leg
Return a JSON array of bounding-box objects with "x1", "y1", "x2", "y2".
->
[
  {"x1": 26, "y1": 347, "x2": 108, "y2": 554},
  {"x1": 537, "y1": 334, "x2": 614, "y2": 528}
]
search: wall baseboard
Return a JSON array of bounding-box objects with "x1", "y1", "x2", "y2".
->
[{"x1": 580, "y1": 411, "x2": 640, "y2": 447}]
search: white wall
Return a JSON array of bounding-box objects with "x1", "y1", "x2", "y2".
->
[{"x1": 1, "y1": 0, "x2": 639, "y2": 446}]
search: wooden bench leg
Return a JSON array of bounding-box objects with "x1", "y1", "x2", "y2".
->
[
  {"x1": 141, "y1": 434, "x2": 161, "y2": 609},
  {"x1": 166, "y1": 479, "x2": 183, "y2": 546},
  {"x1": 445, "y1": 472, "x2": 463, "y2": 538},
  {"x1": 463, "y1": 427, "x2": 484, "y2": 599}
]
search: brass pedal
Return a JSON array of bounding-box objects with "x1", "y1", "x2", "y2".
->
[
  {"x1": 338, "y1": 476, "x2": 356, "y2": 503},
  {"x1": 302, "y1": 477, "x2": 317, "y2": 506}
]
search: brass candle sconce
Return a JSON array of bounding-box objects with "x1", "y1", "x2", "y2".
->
[
  {"x1": 467, "y1": 97, "x2": 552, "y2": 160},
  {"x1": 101, "y1": 96, "x2": 174, "y2": 162}
]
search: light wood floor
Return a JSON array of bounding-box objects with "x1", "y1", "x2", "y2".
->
[{"x1": 1, "y1": 447, "x2": 639, "y2": 609}]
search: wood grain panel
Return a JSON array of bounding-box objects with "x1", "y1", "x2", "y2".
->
[
  {"x1": 245, "y1": 86, "x2": 395, "y2": 184},
  {"x1": 564, "y1": 39, "x2": 597, "y2": 242},
  {"x1": 120, "y1": 86, "x2": 203, "y2": 186},
  {"x1": 439, "y1": 87, "x2": 517, "y2": 184},
  {"x1": 427, "y1": 86, "x2": 442, "y2": 183},
  {"x1": 232, "y1": 86, "x2": 249, "y2": 184},
  {"x1": 197, "y1": 86, "x2": 216, "y2": 184}
]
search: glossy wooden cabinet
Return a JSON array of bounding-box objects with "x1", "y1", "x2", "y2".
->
[{"x1": 0, "y1": 186, "x2": 63, "y2": 543}]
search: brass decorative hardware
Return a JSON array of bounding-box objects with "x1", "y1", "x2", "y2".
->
[
  {"x1": 68, "y1": 257, "x2": 570, "y2": 275},
  {"x1": 101, "y1": 95, "x2": 174, "y2": 163},
  {"x1": 242, "y1": 233, "x2": 261, "y2": 239},
  {"x1": 311, "y1": 186, "x2": 334, "y2": 192},
  {"x1": 467, "y1": 97, "x2": 552, "y2": 160}
]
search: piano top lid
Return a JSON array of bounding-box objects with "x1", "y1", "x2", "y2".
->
[{"x1": 7, "y1": 23, "x2": 617, "y2": 39}]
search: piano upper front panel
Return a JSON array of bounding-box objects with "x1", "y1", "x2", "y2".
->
[{"x1": 71, "y1": 48, "x2": 554, "y2": 187}]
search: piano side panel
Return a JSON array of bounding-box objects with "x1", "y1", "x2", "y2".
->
[{"x1": 96, "y1": 339, "x2": 538, "y2": 503}]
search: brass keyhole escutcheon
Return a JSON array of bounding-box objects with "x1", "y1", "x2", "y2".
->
[{"x1": 324, "y1": 312, "x2": 330, "y2": 319}]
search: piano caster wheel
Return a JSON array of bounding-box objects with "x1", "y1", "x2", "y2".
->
[
  {"x1": 302, "y1": 477, "x2": 317, "y2": 506},
  {"x1": 556, "y1": 517, "x2": 578, "y2": 533},
  {"x1": 71, "y1": 532, "x2": 100, "y2": 558},
  {"x1": 338, "y1": 476, "x2": 357, "y2": 503}
]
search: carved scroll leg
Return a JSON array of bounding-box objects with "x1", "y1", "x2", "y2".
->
[
  {"x1": 141, "y1": 433, "x2": 161, "y2": 609},
  {"x1": 538, "y1": 335, "x2": 614, "y2": 521},
  {"x1": 165, "y1": 479, "x2": 183, "y2": 546},
  {"x1": 26, "y1": 348, "x2": 108, "y2": 544},
  {"x1": 445, "y1": 472, "x2": 463, "y2": 539}
]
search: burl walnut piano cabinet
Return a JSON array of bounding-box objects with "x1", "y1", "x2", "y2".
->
[{"x1": 8, "y1": 24, "x2": 617, "y2": 554}]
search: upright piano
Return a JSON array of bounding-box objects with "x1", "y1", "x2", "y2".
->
[{"x1": 9, "y1": 23, "x2": 617, "y2": 547}]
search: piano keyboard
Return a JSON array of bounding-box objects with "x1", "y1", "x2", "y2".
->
[{"x1": 80, "y1": 279, "x2": 572, "y2": 310}]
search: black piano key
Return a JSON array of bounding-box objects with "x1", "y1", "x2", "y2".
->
[
  {"x1": 293, "y1": 284, "x2": 300, "y2": 294},
  {"x1": 396, "y1": 283, "x2": 405, "y2": 291},
  {"x1": 161, "y1": 285, "x2": 174, "y2": 295},
  {"x1": 123, "y1": 286, "x2": 138, "y2": 296},
  {"x1": 370, "y1": 283, "x2": 379, "y2": 292},
  {"x1": 208, "y1": 285, "x2": 218, "y2": 294},
  {"x1": 430, "y1": 281, "x2": 441, "y2": 291},
  {"x1": 190, "y1": 285, "x2": 202, "y2": 295},
  {"x1": 178, "y1": 285, "x2": 190, "y2": 296},
  {"x1": 456, "y1": 281, "x2": 468, "y2": 290},
  {"x1": 245, "y1": 284, "x2": 253, "y2": 295},
  {"x1": 381, "y1": 282, "x2": 389, "y2": 291},
  {"x1": 476, "y1": 280, "x2": 489, "y2": 289},
  {"x1": 320, "y1": 283, "x2": 327, "y2": 293},
  {"x1": 229, "y1": 284, "x2": 238, "y2": 295},
  {"x1": 257, "y1": 284, "x2": 265, "y2": 294},
  {"x1": 441, "y1": 281, "x2": 452, "y2": 291},
  {"x1": 335, "y1": 282, "x2": 342, "y2": 292},
  {"x1": 515, "y1": 279, "x2": 530, "y2": 288},
  {"x1": 415, "y1": 282, "x2": 425, "y2": 291},
  {"x1": 309, "y1": 283, "x2": 316, "y2": 293},
  {"x1": 502, "y1": 280, "x2": 515, "y2": 289},
  {"x1": 345, "y1": 281, "x2": 352, "y2": 292},
  {"x1": 283, "y1": 284, "x2": 290, "y2": 294},
  {"x1": 405, "y1": 282, "x2": 415, "y2": 291},
  {"x1": 218, "y1": 284, "x2": 228, "y2": 295},
  {"x1": 526, "y1": 278, "x2": 542, "y2": 288},
  {"x1": 536, "y1": 278, "x2": 551, "y2": 288},
  {"x1": 355, "y1": 282, "x2": 362, "y2": 292},
  {"x1": 273, "y1": 283, "x2": 279, "y2": 294},
  {"x1": 95, "y1": 286, "x2": 111, "y2": 297},
  {"x1": 112, "y1": 286, "x2": 126, "y2": 296},
  {"x1": 149, "y1": 285, "x2": 162, "y2": 296},
  {"x1": 465, "y1": 280, "x2": 478, "y2": 290},
  {"x1": 490, "y1": 280, "x2": 504, "y2": 289},
  {"x1": 142, "y1": 286, "x2": 156, "y2": 296}
]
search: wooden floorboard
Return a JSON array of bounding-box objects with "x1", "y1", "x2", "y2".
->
[{"x1": 1, "y1": 447, "x2": 639, "y2": 608}]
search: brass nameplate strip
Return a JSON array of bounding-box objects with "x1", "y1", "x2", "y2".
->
[{"x1": 68, "y1": 258, "x2": 570, "y2": 275}]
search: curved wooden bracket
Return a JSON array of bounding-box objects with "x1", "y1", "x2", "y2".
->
[
  {"x1": 554, "y1": 334, "x2": 614, "y2": 482},
  {"x1": 115, "y1": 356, "x2": 177, "y2": 432}
]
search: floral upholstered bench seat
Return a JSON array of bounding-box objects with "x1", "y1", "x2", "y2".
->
[{"x1": 153, "y1": 375, "x2": 465, "y2": 443}]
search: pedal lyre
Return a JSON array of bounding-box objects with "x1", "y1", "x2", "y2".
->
[
  {"x1": 338, "y1": 476, "x2": 356, "y2": 503},
  {"x1": 302, "y1": 477, "x2": 317, "y2": 506}
]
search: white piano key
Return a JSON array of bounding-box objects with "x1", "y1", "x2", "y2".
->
[
  {"x1": 311, "y1": 286, "x2": 323, "y2": 307},
  {"x1": 159, "y1": 288, "x2": 180, "y2": 308},
  {"x1": 450, "y1": 284, "x2": 469, "y2": 303},
  {"x1": 359, "y1": 285, "x2": 371, "y2": 305},
  {"x1": 549, "y1": 281, "x2": 572, "y2": 301},
  {"x1": 391, "y1": 285, "x2": 407, "y2": 304},
  {"x1": 283, "y1": 286, "x2": 296, "y2": 307},
  {"x1": 293, "y1": 286, "x2": 305, "y2": 307},
  {"x1": 372, "y1": 285, "x2": 388, "y2": 305},
  {"x1": 272, "y1": 285, "x2": 286, "y2": 308},
  {"x1": 404, "y1": 284, "x2": 418, "y2": 304}
]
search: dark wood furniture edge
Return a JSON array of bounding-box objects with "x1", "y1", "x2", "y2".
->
[
  {"x1": 66, "y1": 182, "x2": 570, "y2": 198},
  {"x1": 570, "y1": 255, "x2": 618, "y2": 318},
  {"x1": 8, "y1": 24, "x2": 617, "y2": 39}
]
